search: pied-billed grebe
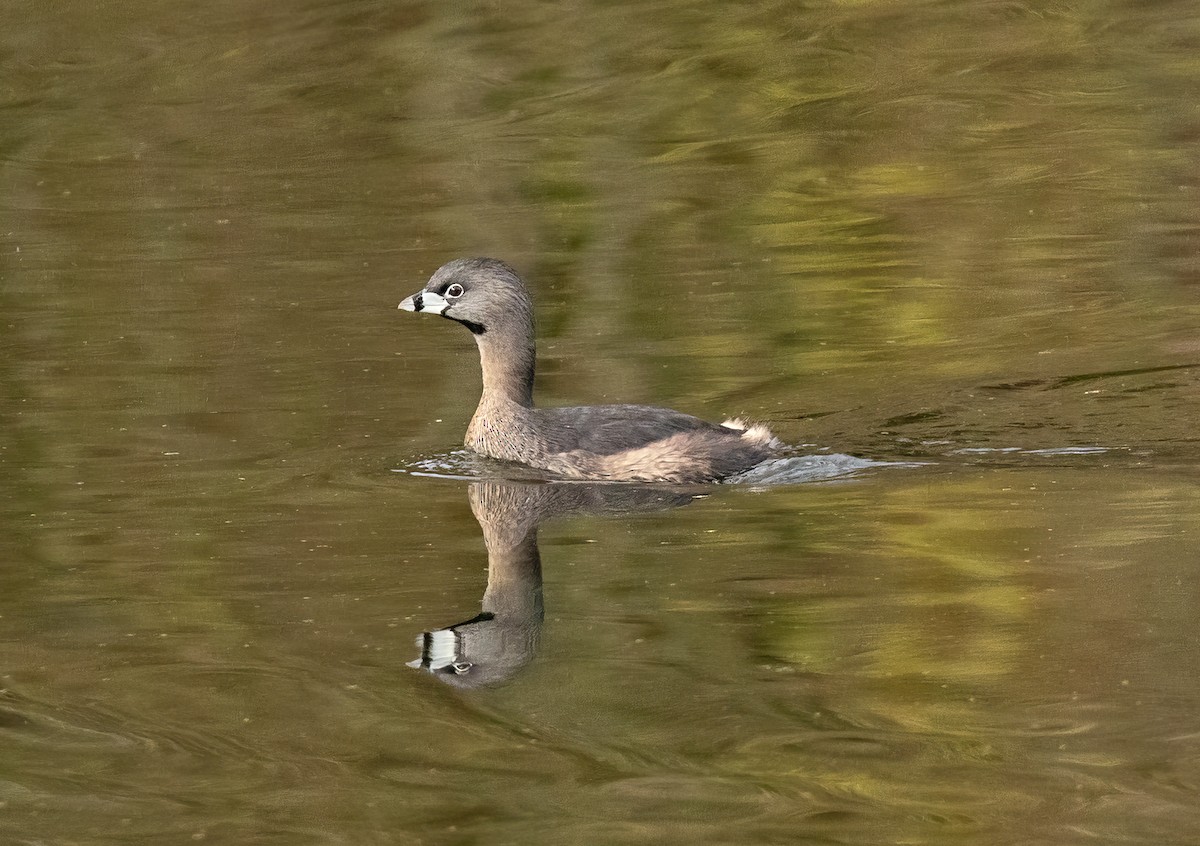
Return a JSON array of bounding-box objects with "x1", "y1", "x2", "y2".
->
[{"x1": 398, "y1": 258, "x2": 778, "y2": 482}]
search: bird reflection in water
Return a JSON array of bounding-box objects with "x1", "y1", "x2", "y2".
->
[{"x1": 408, "y1": 479, "x2": 700, "y2": 688}]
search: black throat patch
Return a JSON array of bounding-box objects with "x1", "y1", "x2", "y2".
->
[{"x1": 449, "y1": 317, "x2": 486, "y2": 335}]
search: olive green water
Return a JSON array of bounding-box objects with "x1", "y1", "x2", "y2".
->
[{"x1": 3, "y1": 1, "x2": 1200, "y2": 843}]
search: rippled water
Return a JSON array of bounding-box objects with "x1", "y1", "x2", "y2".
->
[{"x1": 3, "y1": 0, "x2": 1200, "y2": 843}]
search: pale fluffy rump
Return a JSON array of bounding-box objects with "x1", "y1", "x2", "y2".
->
[{"x1": 720, "y1": 418, "x2": 780, "y2": 448}]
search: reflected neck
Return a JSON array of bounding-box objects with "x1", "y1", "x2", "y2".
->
[{"x1": 481, "y1": 532, "x2": 544, "y2": 624}]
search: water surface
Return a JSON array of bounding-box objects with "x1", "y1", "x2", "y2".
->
[{"x1": 3, "y1": 0, "x2": 1200, "y2": 843}]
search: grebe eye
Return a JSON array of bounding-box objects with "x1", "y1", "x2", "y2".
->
[{"x1": 445, "y1": 283, "x2": 465, "y2": 299}]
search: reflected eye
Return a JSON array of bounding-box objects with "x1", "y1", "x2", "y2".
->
[{"x1": 445, "y1": 283, "x2": 465, "y2": 300}]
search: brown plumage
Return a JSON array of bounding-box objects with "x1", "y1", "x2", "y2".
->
[{"x1": 398, "y1": 258, "x2": 778, "y2": 483}]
